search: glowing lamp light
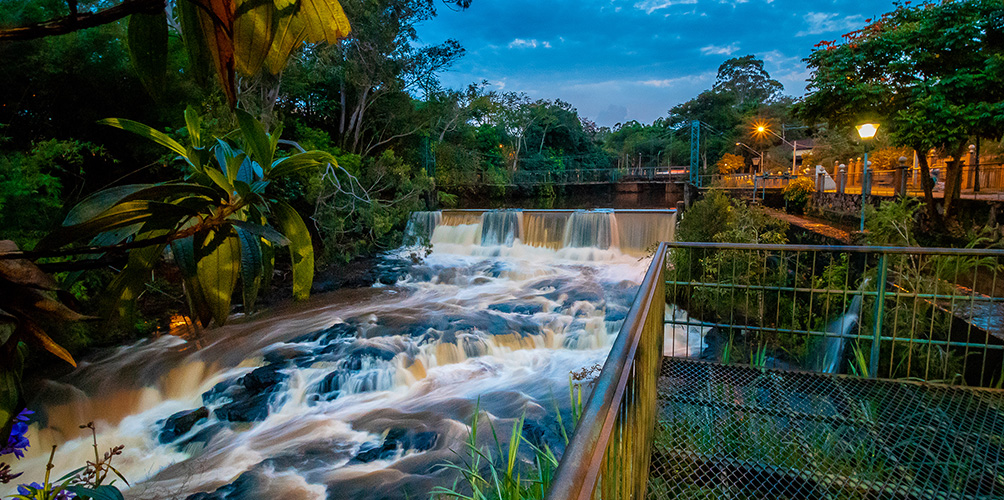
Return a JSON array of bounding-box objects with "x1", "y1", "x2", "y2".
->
[{"x1": 856, "y1": 123, "x2": 879, "y2": 140}]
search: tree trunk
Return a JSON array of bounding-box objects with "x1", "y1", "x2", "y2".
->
[
  {"x1": 942, "y1": 144, "x2": 967, "y2": 234},
  {"x1": 915, "y1": 150, "x2": 941, "y2": 225}
]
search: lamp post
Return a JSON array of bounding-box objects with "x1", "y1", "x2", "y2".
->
[
  {"x1": 856, "y1": 122, "x2": 879, "y2": 232},
  {"x1": 757, "y1": 126, "x2": 799, "y2": 174},
  {"x1": 735, "y1": 142, "x2": 764, "y2": 175}
]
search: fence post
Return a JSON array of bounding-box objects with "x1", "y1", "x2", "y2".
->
[
  {"x1": 837, "y1": 163, "x2": 847, "y2": 194},
  {"x1": 869, "y1": 253, "x2": 889, "y2": 378},
  {"x1": 895, "y1": 156, "x2": 908, "y2": 196}
]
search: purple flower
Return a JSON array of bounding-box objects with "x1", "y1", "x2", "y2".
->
[
  {"x1": 17, "y1": 481, "x2": 42, "y2": 496},
  {"x1": 1, "y1": 409, "x2": 33, "y2": 459},
  {"x1": 54, "y1": 488, "x2": 77, "y2": 500}
]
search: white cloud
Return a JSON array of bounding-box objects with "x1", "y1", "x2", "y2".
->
[
  {"x1": 700, "y1": 43, "x2": 740, "y2": 56},
  {"x1": 633, "y1": 0, "x2": 697, "y2": 15},
  {"x1": 796, "y1": 12, "x2": 865, "y2": 37},
  {"x1": 508, "y1": 38, "x2": 552, "y2": 49},
  {"x1": 639, "y1": 72, "x2": 715, "y2": 88}
]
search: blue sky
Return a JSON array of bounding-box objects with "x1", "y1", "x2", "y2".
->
[{"x1": 416, "y1": 0, "x2": 899, "y2": 127}]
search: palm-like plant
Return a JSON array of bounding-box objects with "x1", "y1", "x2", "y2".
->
[{"x1": 36, "y1": 108, "x2": 336, "y2": 327}]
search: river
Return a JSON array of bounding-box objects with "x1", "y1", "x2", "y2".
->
[{"x1": 10, "y1": 209, "x2": 696, "y2": 500}]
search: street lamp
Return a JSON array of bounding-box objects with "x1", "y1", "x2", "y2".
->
[
  {"x1": 755, "y1": 125, "x2": 799, "y2": 175},
  {"x1": 735, "y1": 142, "x2": 764, "y2": 175},
  {"x1": 856, "y1": 122, "x2": 880, "y2": 231}
]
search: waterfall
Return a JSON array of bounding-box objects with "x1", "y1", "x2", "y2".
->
[
  {"x1": 810, "y1": 279, "x2": 869, "y2": 374},
  {"x1": 480, "y1": 210, "x2": 524, "y2": 246},
  {"x1": 403, "y1": 211, "x2": 441, "y2": 246},
  {"x1": 563, "y1": 210, "x2": 619, "y2": 250},
  {"x1": 407, "y1": 209, "x2": 676, "y2": 257}
]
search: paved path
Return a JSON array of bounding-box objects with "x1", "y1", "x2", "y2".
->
[{"x1": 762, "y1": 207, "x2": 853, "y2": 243}]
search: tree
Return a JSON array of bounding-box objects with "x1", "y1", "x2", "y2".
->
[
  {"x1": 713, "y1": 55, "x2": 783, "y2": 111},
  {"x1": 0, "y1": 0, "x2": 352, "y2": 106},
  {"x1": 798, "y1": 0, "x2": 1004, "y2": 231},
  {"x1": 716, "y1": 152, "x2": 744, "y2": 174}
]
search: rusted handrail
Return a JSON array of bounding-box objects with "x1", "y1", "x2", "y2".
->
[{"x1": 546, "y1": 242, "x2": 667, "y2": 500}]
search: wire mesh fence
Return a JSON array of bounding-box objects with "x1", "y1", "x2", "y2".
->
[
  {"x1": 665, "y1": 242, "x2": 1004, "y2": 387},
  {"x1": 649, "y1": 357, "x2": 1004, "y2": 500}
]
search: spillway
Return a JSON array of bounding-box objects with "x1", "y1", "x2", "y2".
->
[{"x1": 10, "y1": 209, "x2": 686, "y2": 500}]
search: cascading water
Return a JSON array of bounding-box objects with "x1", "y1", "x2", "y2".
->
[
  {"x1": 9, "y1": 208, "x2": 685, "y2": 500},
  {"x1": 810, "y1": 280, "x2": 869, "y2": 374}
]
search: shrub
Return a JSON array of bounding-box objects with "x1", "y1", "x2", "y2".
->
[{"x1": 782, "y1": 176, "x2": 815, "y2": 214}]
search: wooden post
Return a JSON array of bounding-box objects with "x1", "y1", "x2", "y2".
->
[{"x1": 896, "y1": 156, "x2": 908, "y2": 196}]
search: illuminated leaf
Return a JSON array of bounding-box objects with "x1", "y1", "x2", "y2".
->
[{"x1": 127, "y1": 11, "x2": 168, "y2": 97}]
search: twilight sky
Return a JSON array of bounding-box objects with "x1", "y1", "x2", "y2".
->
[{"x1": 416, "y1": 0, "x2": 899, "y2": 127}]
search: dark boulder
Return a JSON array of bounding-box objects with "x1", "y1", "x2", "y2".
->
[
  {"x1": 159, "y1": 407, "x2": 209, "y2": 444},
  {"x1": 214, "y1": 392, "x2": 273, "y2": 422}
]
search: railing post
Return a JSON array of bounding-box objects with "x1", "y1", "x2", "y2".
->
[{"x1": 869, "y1": 252, "x2": 888, "y2": 378}]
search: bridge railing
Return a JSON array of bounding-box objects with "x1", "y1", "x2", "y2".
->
[
  {"x1": 437, "y1": 167, "x2": 688, "y2": 187},
  {"x1": 547, "y1": 241, "x2": 1004, "y2": 499},
  {"x1": 545, "y1": 242, "x2": 667, "y2": 500}
]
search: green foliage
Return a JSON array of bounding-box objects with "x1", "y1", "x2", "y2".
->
[
  {"x1": 39, "y1": 108, "x2": 334, "y2": 326},
  {"x1": 0, "y1": 240, "x2": 84, "y2": 444},
  {"x1": 314, "y1": 149, "x2": 433, "y2": 262},
  {"x1": 798, "y1": 0, "x2": 1004, "y2": 224},
  {"x1": 782, "y1": 176, "x2": 815, "y2": 214}
]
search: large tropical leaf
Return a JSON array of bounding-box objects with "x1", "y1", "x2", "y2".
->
[
  {"x1": 0, "y1": 241, "x2": 58, "y2": 290},
  {"x1": 271, "y1": 201, "x2": 313, "y2": 301},
  {"x1": 267, "y1": 151, "x2": 334, "y2": 180},
  {"x1": 171, "y1": 235, "x2": 212, "y2": 327},
  {"x1": 196, "y1": 228, "x2": 242, "y2": 326},
  {"x1": 39, "y1": 200, "x2": 192, "y2": 250},
  {"x1": 21, "y1": 319, "x2": 76, "y2": 367},
  {"x1": 176, "y1": 0, "x2": 215, "y2": 86},
  {"x1": 104, "y1": 223, "x2": 174, "y2": 319},
  {"x1": 127, "y1": 10, "x2": 168, "y2": 98},
  {"x1": 233, "y1": 0, "x2": 279, "y2": 76},
  {"x1": 236, "y1": 108, "x2": 275, "y2": 170},
  {"x1": 63, "y1": 184, "x2": 155, "y2": 226},
  {"x1": 264, "y1": 0, "x2": 351, "y2": 74},
  {"x1": 98, "y1": 118, "x2": 188, "y2": 158},
  {"x1": 235, "y1": 226, "x2": 264, "y2": 313},
  {"x1": 231, "y1": 220, "x2": 290, "y2": 245},
  {"x1": 64, "y1": 485, "x2": 125, "y2": 500}
]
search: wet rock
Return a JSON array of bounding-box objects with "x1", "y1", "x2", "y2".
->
[
  {"x1": 214, "y1": 391, "x2": 273, "y2": 422},
  {"x1": 242, "y1": 365, "x2": 286, "y2": 393},
  {"x1": 159, "y1": 407, "x2": 209, "y2": 444},
  {"x1": 604, "y1": 305, "x2": 629, "y2": 323},
  {"x1": 489, "y1": 301, "x2": 544, "y2": 315},
  {"x1": 185, "y1": 469, "x2": 262, "y2": 500},
  {"x1": 354, "y1": 428, "x2": 439, "y2": 463},
  {"x1": 288, "y1": 322, "x2": 357, "y2": 345},
  {"x1": 177, "y1": 422, "x2": 226, "y2": 449},
  {"x1": 435, "y1": 268, "x2": 458, "y2": 284},
  {"x1": 201, "y1": 377, "x2": 241, "y2": 405}
]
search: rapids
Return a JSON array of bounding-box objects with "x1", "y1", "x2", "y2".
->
[{"x1": 9, "y1": 209, "x2": 692, "y2": 500}]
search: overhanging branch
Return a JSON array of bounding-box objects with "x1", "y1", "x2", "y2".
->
[{"x1": 0, "y1": 0, "x2": 165, "y2": 42}]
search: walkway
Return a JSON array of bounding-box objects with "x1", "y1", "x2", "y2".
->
[
  {"x1": 649, "y1": 358, "x2": 1004, "y2": 500},
  {"x1": 762, "y1": 207, "x2": 853, "y2": 243}
]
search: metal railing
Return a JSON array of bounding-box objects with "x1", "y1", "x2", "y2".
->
[
  {"x1": 546, "y1": 242, "x2": 667, "y2": 500},
  {"x1": 665, "y1": 242, "x2": 1004, "y2": 385},
  {"x1": 548, "y1": 241, "x2": 1004, "y2": 499},
  {"x1": 437, "y1": 167, "x2": 688, "y2": 187}
]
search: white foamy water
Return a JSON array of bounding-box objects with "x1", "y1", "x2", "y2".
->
[{"x1": 9, "y1": 209, "x2": 695, "y2": 500}]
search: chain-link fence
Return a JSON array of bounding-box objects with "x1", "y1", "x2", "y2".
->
[
  {"x1": 649, "y1": 358, "x2": 1004, "y2": 499},
  {"x1": 545, "y1": 242, "x2": 1004, "y2": 500}
]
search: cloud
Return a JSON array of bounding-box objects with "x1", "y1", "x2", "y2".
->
[
  {"x1": 508, "y1": 38, "x2": 552, "y2": 49},
  {"x1": 796, "y1": 12, "x2": 866, "y2": 37},
  {"x1": 700, "y1": 43, "x2": 740, "y2": 56},
  {"x1": 640, "y1": 72, "x2": 715, "y2": 88},
  {"x1": 633, "y1": 0, "x2": 697, "y2": 15}
]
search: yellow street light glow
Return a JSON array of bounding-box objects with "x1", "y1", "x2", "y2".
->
[{"x1": 856, "y1": 123, "x2": 879, "y2": 140}]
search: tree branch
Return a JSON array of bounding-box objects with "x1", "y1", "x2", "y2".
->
[{"x1": 0, "y1": 0, "x2": 166, "y2": 41}]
